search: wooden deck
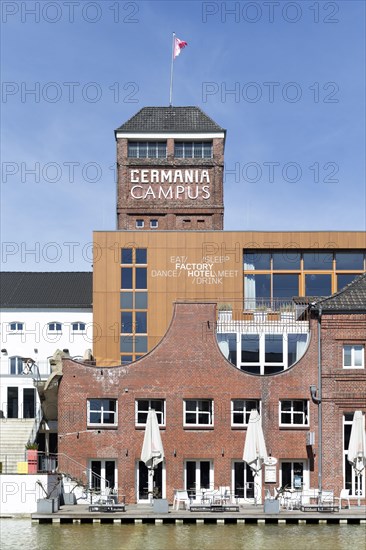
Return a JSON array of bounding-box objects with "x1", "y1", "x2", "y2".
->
[{"x1": 31, "y1": 503, "x2": 366, "y2": 525}]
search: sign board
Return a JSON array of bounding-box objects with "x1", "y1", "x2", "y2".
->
[{"x1": 265, "y1": 465, "x2": 277, "y2": 483}]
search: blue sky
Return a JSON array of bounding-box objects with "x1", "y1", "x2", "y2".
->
[{"x1": 1, "y1": 0, "x2": 365, "y2": 271}]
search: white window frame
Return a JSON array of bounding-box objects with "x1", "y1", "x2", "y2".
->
[
  {"x1": 150, "y1": 219, "x2": 158, "y2": 228},
  {"x1": 9, "y1": 356, "x2": 24, "y2": 375},
  {"x1": 217, "y1": 331, "x2": 309, "y2": 376},
  {"x1": 47, "y1": 322, "x2": 62, "y2": 332},
  {"x1": 343, "y1": 413, "x2": 365, "y2": 496},
  {"x1": 231, "y1": 399, "x2": 261, "y2": 427},
  {"x1": 71, "y1": 322, "x2": 86, "y2": 333},
  {"x1": 279, "y1": 400, "x2": 309, "y2": 427},
  {"x1": 87, "y1": 399, "x2": 118, "y2": 427},
  {"x1": 135, "y1": 399, "x2": 166, "y2": 427},
  {"x1": 9, "y1": 322, "x2": 23, "y2": 332},
  {"x1": 343, "y1": 344, "x2": 364, "y2": 369},
  {"x1": 184, "y1": 399, "x2": 213, "y2": 427},
  {"x1": 136, "y1": 220, "x2": 144, "y2": 228},
  {"x1": 184, "y1": 460, "x2": 214, "y2": 503}
]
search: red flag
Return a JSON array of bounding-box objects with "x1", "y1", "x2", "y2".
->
[{"x1": 174, "y1": 37, "x2": 188, "y2": 59}]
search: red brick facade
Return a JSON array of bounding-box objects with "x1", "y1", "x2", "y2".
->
[
  {"x1": 116, "y1": 137, "x2": 224, "y2": 230},
  {"x1": 57, "y1": 302, "x2": 366, "y2": 505}
]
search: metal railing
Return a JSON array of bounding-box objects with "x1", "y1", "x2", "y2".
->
[{"x1": 28, "y1": 407, "x2": 43, "y2": 446}]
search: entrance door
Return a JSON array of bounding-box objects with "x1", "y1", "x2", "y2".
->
[
  {"x1": 7, "y1": 387, "x2": 18, "y2": 418},
  {"x1": 185, "y1": 460, "x2": 213, "y2": 501},
  {"x1": 233, "y1": 461, "x2": 255, "y2": 502},
  {"x1": 90, "y1": 459, "x2": 116, "y2": 494},
  {"x1": 136, "y1": 461, "x2": 163, "y2": 502},
  {"x1": 23, "y1": 388, "x2": 36, "y2": 418}
]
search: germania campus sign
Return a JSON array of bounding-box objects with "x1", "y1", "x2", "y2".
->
[{"x1": 129, "y1": 169, "x2": 211, "y2": 200}]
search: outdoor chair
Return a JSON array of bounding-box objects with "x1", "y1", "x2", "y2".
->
[
  {"x1": 173, "y1": 489, "x2": 191, "y2": 511},
  {"x1": 335, "y1": 489, "x2": 351, "y2": 509},
  {"x1": 213, "y1": 486, "x2": 231, "y2": 505},
  {"x1": 319, "y1": 490, "x2": 334, "y2": 505}
]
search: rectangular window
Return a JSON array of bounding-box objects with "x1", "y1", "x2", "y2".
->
[
  {"x1": 121, "y1": 248, "x2": 133, "y2": 264},
  {"x1": 121, "y1": 267, "x2": 133, "y2": 289},
  {"x1": 336, "y1": 252, "x2": 364, "y2": 270},
  {"x1": 343, "y1": 345, "x2": 364, "y2": 368},
  {"x1": 150, "y1": 219, "x2": 158, "y2": 228},
  {"x1": 303, "y1": 252, "x2": 333, "y2": 270},
  {"x1": 48, "y1": 323, "x2": 62, "y2": 331},
  {"x1": 72, "y1": 322, "x2": 86, "y2": 332},
  {"x1": 135, "y1": 249, "x2": 147, "y2": 264},
  {"x1": 136, "y1": 220, "x2": 144, "y2": 228},
  {"x1": 87, "y1": 399, "x2": 117, "y2": 427},
  {"x1": 174, "y1": 141, "x2": 212, "y2": 159},
  {"x1": 272, "y1": 251, "x2": 301, "y2": 270},
  {"x1": 128, "y1": 141, "x2": 167, "y2": 158},
  {"x1": 265, "y1": 335, "x2": 283, "y2": 363},
  {"x1": 135, "y1": 311, "x2": 147, "y2": 333},
  {"x1": 184, "y1": 399, "x2": 213, "y2": 427},
  {"x1": 9, "y1": 322, "x2": 23, "y2": 331},
  {"x1": 121, "y1": 311, "x2": 133, "y2": 333},
  {"x1": 280, "y1": 400, "x2": 309, "y2": 426},
  {"x1": 135, "y1": 267, "x2": 147, "y2": 289},
  {"x1": 135, "y1": 399, "x2": 165, "y2": 426},
  {"x1": 305, "y1": 274, "x2": 332, "y2": 296},
  {"x1": 243, "y1": 252, "x2": 271, "y2": 270},
  {"x1": 10, "y1": 356, "x2": 23, "y2": 375},
  {"x1": 232, "y1": 400, "x2": 260, "y2": 426},
  {"x1": 241, "y1": 335, "x2": 259, "y2": 363}
]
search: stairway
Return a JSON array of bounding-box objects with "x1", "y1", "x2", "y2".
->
[{"x1": 0, "y1": 418, "x2": 34, "y2": 473}]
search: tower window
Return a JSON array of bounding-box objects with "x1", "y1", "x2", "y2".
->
[
  {"x1": 174, "y1": 141, "x2": 212, "y2": 159},
  {"x1": 128, "y1": 141, "x2": 166, "y2": 159}
]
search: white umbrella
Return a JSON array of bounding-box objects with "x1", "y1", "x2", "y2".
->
[
  {"x1": 243, "y1": 409, "x2": 268, "y2": 504},
  {"x1": 141, "y1": 409, "x2": 165, "y2": 503},
  {"x1": 347, "y1": 410, "x2": 366, "y2": 506}
]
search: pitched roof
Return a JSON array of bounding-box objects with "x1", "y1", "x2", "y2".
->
[
  {"x1": 313, "y1": 273, "x2": 366, "y2": 311},
  {"x1": 115, "y1": 106, "x2": 225, "y2": 134},
  {"x1": 0, "y1": 272, "x2": 92, "y2": 308}
]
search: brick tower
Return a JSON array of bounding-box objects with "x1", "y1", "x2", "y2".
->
[{"x1": 115, "y1": 106, "x2": 226, "y2": 230}]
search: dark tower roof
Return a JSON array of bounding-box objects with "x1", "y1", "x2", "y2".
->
[{"x1": 115, "y1": 106, "x2": 225, "y2": 134}]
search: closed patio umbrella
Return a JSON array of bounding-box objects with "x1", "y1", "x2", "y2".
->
[
  {"x1": 141, "y1": 409, "x2": 165, "y2": 503},
  {"x1": 347, "y1": 410, "x2": 366, "y2": 507},
  {"x1": 243, "y1": 409, "x2": 268, "y2": 504}
]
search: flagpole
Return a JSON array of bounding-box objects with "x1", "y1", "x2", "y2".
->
[{"x1": 169, "y1": 32, "x2": 175, "y2": 106}]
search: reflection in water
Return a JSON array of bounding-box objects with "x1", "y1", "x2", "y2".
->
[{"x1": 1, "y1": 519, "x2": 365, "y2": 550}]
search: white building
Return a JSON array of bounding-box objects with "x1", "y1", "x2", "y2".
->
[{"x1": 0, "y1": 272, "x2": 92, "y2": 472}]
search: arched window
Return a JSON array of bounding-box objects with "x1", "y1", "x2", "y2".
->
[{"x1": 9, "y1": 356, "x2": 24, "y2": 375}]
